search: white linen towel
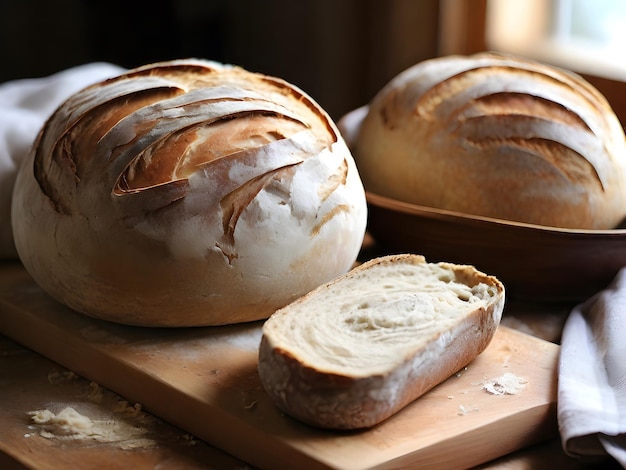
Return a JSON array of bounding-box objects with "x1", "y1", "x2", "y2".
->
[{"x1": 559, "y1": 267, "x2": 626, "y2": 467}]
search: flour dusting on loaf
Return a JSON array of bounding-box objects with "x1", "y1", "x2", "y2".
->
[
  {"x1": 258, "y1": 254, "x2": 505, "y2": 429},
  {"x1": 11, "y1": 59, "x2": 367, "y2": 327}
]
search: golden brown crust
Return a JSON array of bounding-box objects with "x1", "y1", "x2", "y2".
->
[
  {"x1": 11, "y1": 59, "x2": 367, "y2": 326},
  {"x1": 354, "y1": 52, "x2": 626, "y2": 229}
]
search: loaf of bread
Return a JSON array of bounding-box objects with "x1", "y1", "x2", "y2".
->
[
  {"x1": 351, "y1": 52, "x2": 626, "y2": 229},
  {"x1": 257, "y1": 254, "x2": 505, "y2": 429},
  {"x1": 11, "y1": 59, "x2": 367, "y2": 327}
]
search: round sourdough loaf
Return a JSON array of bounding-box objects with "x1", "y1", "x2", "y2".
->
[
  {"x1": 11, "y1": 59, "x2": 367, "y2": 327},
  {"x1": 353, "y1": 52, "x2": 626, "y2": 229}
]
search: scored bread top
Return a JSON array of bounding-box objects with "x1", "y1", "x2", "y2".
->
[
  {"x1": 354, "y1": 52, "x2": 626, "y2": 229},
  {"x1": 11, "y1": 59, "x2": 367, "y2": 327},
  {"x1": 262, "y1": 254, "x2": 503, "y2": 377}
]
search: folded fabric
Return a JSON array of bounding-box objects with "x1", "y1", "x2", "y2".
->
[
  {"x1": 558, "y1": 267, "x2": 626, "y2": 467},
  {"x1": 0, "y1": 62, "x2": 125, "y2": 259}
]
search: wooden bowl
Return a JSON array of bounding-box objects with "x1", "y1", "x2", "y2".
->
[{"x1": 365, "y1": 192, "x2": 626, "y2": 302}]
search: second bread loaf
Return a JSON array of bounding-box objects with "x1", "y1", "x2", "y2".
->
[{"x1": 353, "y1": 52, "x2": 626, "y2": 229}]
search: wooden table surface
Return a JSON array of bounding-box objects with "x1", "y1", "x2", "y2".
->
[
  {"x1": 0, "y1": 239, "x2": 621, "y2": 469},
  {"x1": 0, "y1": 311, "x2": 594, "y2": 470}
]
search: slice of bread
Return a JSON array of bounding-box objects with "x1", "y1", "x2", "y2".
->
[{"x1": 257, "y1": 254, "x2": 505, "y2": 429}]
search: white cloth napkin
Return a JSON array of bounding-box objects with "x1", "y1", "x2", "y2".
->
[
  {"x1": 0, "y1": 62, "x2": 125, "y2": 259},
  {"x1": 559, "y1": 267, "x2": 626, "y2": 467}
]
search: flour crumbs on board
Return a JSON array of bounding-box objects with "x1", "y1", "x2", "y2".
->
[
  {"x1": 23, "y1": 368, "x2": 199, "y2": 450},
  {"x1": 27, "y1": 406, "x2": 156, "y2": 450},
  {"x1": 483, "y1": 373, "x2": 528, "y2": 396},
  {"x1": 25, "y1": 378, "x2": 159, "y2": 450},
  {"x1": 452, "y1": 368, "x2": 529, "y2": 416}
]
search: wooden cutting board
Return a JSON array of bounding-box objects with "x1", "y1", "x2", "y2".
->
[{"x1": 0, "y1": 261, "x2": 559, "y2": 470}]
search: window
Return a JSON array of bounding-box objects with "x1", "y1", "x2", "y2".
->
[{"x1": 486, "y1": 0, "x2": 626, "y2": 80}]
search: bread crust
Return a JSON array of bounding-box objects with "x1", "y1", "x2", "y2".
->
[
  {"x1": 11, "y1": 59, "x2": 367, "y2": 326},
  {"x1": 258, "y1": 254, "x2": 505, "y2": 429},
  {"x1": 354, "y1": 52, "x2": 626, "y2": 229}
]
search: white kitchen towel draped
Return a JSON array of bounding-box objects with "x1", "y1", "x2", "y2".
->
[
  {"x1": 0, "y1": 62, "x2": 125, "y2": 259},
  {"x1": 559, "y1": 267, "x2": 626, "y2": 468}
]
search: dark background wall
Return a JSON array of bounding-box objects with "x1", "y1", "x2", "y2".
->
[{"x1": 0, "y1": 0, "x2": 440, "y2": 120}]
